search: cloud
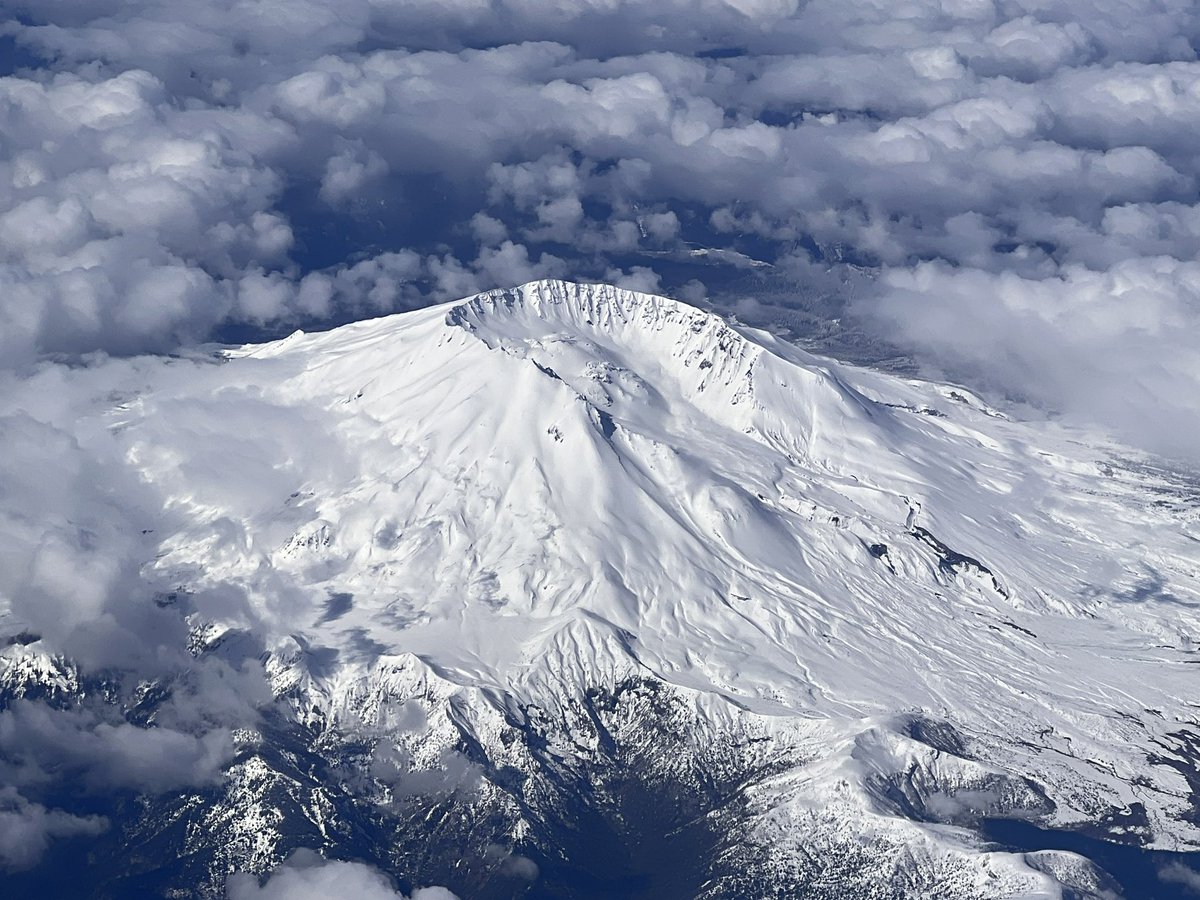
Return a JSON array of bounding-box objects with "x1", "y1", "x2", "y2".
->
[
  {"x1": 0, "y1": 788, "x2": 107, "y2": 872},
  {"x1": 370, "y1": 744, "x2": 484, "y2": 803},
  {"x1": 0, "y1": 2, "x2": 1196, "y2": 464},
  {"x1": 0, "y1": 406, "x2": 191, "y2": 669},
  {"x1": 1160, "y1": 862, "x2": 1200, "y2": 893},
  {"x1": 0, "y1": 67, "x2": 293, "y2": 363},
  {"x1": 0, "y1": 702, "x2": 234, "y2": 794},
  {"x1": 484, "y1": 844, "x2": 540, "y2": 881},
  {"x1": 226, "y1": 850, "x2": 459, "y2": 900},
  {"x1": 869, "y1": 257, "x2": 1200, "y2": 456}
]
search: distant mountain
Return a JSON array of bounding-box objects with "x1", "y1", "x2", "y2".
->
[{"x1": 3, "y1": 280, "x2": 1199, "y2": 898}]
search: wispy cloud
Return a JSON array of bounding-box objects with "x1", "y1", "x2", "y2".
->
[{"x1": 227, "y1": 850, "x2": 459, "y2": 900}]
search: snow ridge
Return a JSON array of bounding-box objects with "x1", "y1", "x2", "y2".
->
[
  {"x1": 446, "y1": 279, "x2": 762, "y2": 406},
  {"x1": 6, "y1": 279, "x2": 1200, "y2": 897}
]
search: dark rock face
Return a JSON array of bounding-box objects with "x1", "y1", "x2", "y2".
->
[
  {"x1": 0, "y1": 673, "x2": 768, "y2": 900},
  {"x1": 0, "y1": 671, "x2": 988, "y2": 899},
  {"x1": 6, "y1": 658, "x2": 1200, "y2": 900}
]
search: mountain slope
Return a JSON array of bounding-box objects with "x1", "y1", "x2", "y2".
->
[{"x1": 3, "y1": 279, "x2": 1199, "y2": 898}]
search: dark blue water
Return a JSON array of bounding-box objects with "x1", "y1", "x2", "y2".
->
[{"x1": 982, "y1": 818, "x2": 1200, "y2": 899}]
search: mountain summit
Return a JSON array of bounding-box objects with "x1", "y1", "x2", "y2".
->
[{"x1": 4, "y1": 280, "x2": 1199, "y2": 898}]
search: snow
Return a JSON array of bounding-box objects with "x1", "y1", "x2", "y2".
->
[{"x1": 4, "y1": 278, "x2": 1200, "y2": 891}]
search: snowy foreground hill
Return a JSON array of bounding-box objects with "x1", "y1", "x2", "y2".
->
[{"x1": 3, "y1": 279, "x2": 1200, "y2": 898}]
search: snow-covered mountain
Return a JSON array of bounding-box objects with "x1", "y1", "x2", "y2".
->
[{"x1": 3, "y1": 279, "x2": 1200, "y2": 898}]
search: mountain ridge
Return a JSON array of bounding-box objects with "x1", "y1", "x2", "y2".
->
[{"x1": 2, "y1": 279, "x2": 1199, "y2": 897}]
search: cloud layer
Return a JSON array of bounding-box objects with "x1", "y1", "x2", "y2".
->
[
  {"x1": 1, "y1": 0, "x2": 1198, "y2": 452},
  {"x1": 227, "y1": 851, "x2": 459, "y2": 900},
  {"x1": 0, "y1": 787, "x2": 107, "y2": 872}
]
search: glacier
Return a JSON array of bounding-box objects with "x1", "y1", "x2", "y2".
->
[{"x1": 2, "y1": 279, "x2": 1199, "y2": 898}]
